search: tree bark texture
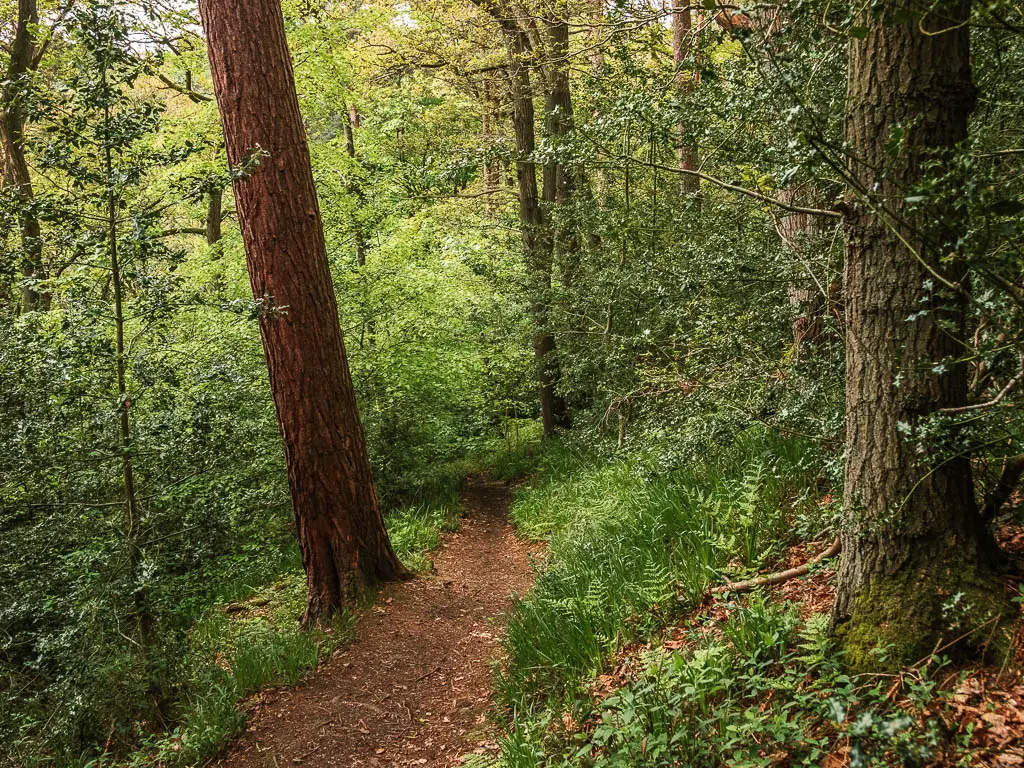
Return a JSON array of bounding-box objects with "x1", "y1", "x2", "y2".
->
[
  {"x1": 835, "y1": 0, "x2": 1007, "y2": 667},
  {"x1": 199, "y1": 0, "x2": 408, "y2": 624},
  {"x1": 2, "y1": 0, "x2": 47, "y2": 312}
]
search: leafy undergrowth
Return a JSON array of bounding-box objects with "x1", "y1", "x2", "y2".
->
[
  {"x1": 83, "y1": 429, "x2": 545, "y2": 768},
  {"x1": 123, "y1": 577, "x2": 353, "y2": 768},
  {"x1": 497, "y1": 427, "x2": 824, "y2": 711},
  {"x1": 493, "y1": 430, "x2": 1024, "y2": 768}
]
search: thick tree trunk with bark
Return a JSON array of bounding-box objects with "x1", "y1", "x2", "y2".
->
[
  {"x1": 539, "y1": 13, "x2": 575, "y2": 430},
  {"x1": 199, "y1": 0, "x2": 408, "y2": 624},
  {"x1": 2, "y1": 0, "x2": 47, "y2": 312},
  {"x1": 835, "y1": 0, "x2": 1008, "y2": 668},
  {"x1": 542, "y1": 16, "x2": 574, "y2": 213}
]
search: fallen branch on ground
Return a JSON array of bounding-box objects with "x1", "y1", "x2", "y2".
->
[{"x1": 710, "y1": 537, "x2": 841, "y2": 595}]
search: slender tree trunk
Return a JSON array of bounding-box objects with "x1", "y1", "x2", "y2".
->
[
  {"x1": 588, "y1": 0, "x2": 605, "y2": 73},
  {"x1": 343, "y1": 107, "x2": 368, "y2": 270},
  {"x1": 776, "y1": 185, "x2": 840, "y2": 359},
  {"x1": 205, "y1": 187, "x2": 223, "y2": 244},
  {"x1": 199, "y1": 0, "x2": 408, "y2": 624},
  {"x1": 343, "y1": 104, "x2": 375, "y2": 347},
  {"x1": 672, "y1": 0, "x2": 699, "y2": 194},
  {"x1": 105, "y1": 108, "x2": 141, "y2": 602},
  {"x1": 502, "y1": 19, "x2": 567, "y2": 437},
  {"x1": 482, "y1": 77, "x2": 501, "y2": 213},
  {"x1": 834, "y1": 0, "x2": 1008, "y2": 668},
  {"x1": 1, "y1": 0, "x2": 47, "y2": 312},
  {"x1": 540, "y1": 12, "x2": 574, "y2": 430},
  {"x1": 102, "y1": 81, "x2": 162, "y2": 710}
]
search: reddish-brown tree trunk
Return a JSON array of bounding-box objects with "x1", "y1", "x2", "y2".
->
[
  {"x1": 199, "y1": 0, "x2": 408, "y2": 624},
  {"x1": 835, "y1": 0, "x2": 1007, "y2": 668}
]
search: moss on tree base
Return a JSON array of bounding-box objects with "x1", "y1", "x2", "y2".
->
[{"x1": 835, "y1": 563, "x2": 1012, "y2": 672}]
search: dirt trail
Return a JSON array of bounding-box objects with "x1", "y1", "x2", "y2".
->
[{"x1": 218, "y1": 480, "x2": 536, "y2": 768}]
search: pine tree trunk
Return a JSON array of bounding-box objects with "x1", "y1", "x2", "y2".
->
[
  {"x1": 835, "y1": 0, "x2": 1008, "y2": 668},
  {"x1": 199, "y1": 0, "x2": 408, "y2": 624}
]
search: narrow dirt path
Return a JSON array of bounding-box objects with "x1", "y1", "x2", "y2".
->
[{"x1": 218, "y1": 479, "x2": 535, "y2": 768}]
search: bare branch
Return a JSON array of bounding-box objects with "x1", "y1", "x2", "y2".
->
[
  {"x1": 156, "y1": 227, "x2": 207, "y2": 238},
  {"x1": 624, "y1": 156, "x2": 842, "y2": 218},
  {"x1": 942, "y1": 354, "x2": 1024, "y2": 414}
]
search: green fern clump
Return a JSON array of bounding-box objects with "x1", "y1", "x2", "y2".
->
[{"x1": 498, "y1": 427, "x2": 823, "y2": 714}]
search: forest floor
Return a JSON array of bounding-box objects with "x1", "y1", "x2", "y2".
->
[{"x1": 215, "y1": 478, "x2": 538, "y2": 768}]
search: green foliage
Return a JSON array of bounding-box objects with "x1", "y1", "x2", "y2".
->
[
  {"x1": 497, "y1": 427, "x2": 824, "y2": 713},
  {"x1": 493, "y1": 427, "x2": 1002, "y2": 768},
  {"x1": 121, "y1": 576, "x2": 351, "y2": 768},
  {"x1": 0, "y1": 2, "x2": 537, "y2": 761},
  {"x1": 3, "y1": 0, "x2": 1024, "y2": 764},
  {"x1": 388, "y1": 504, "x2": 462, "y2": 573},
  {"x1": 537, "y1": 602, "x2": 967, "y2": 768}
]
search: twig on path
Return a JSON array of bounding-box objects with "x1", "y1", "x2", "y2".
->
[
  {"x1": 709, "y1": 537, "x2": 841, "y2": 595},
  {"x1": 292, "y1": 744, "x2": 321, "y2": 764},
  {"x1": 411, "y1": 665, "x2": 443, "y2": 683}
]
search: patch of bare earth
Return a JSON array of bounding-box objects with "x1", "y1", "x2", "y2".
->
[{"x1": 217, "y1": 479, "x2": 537, "y2": 768}]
